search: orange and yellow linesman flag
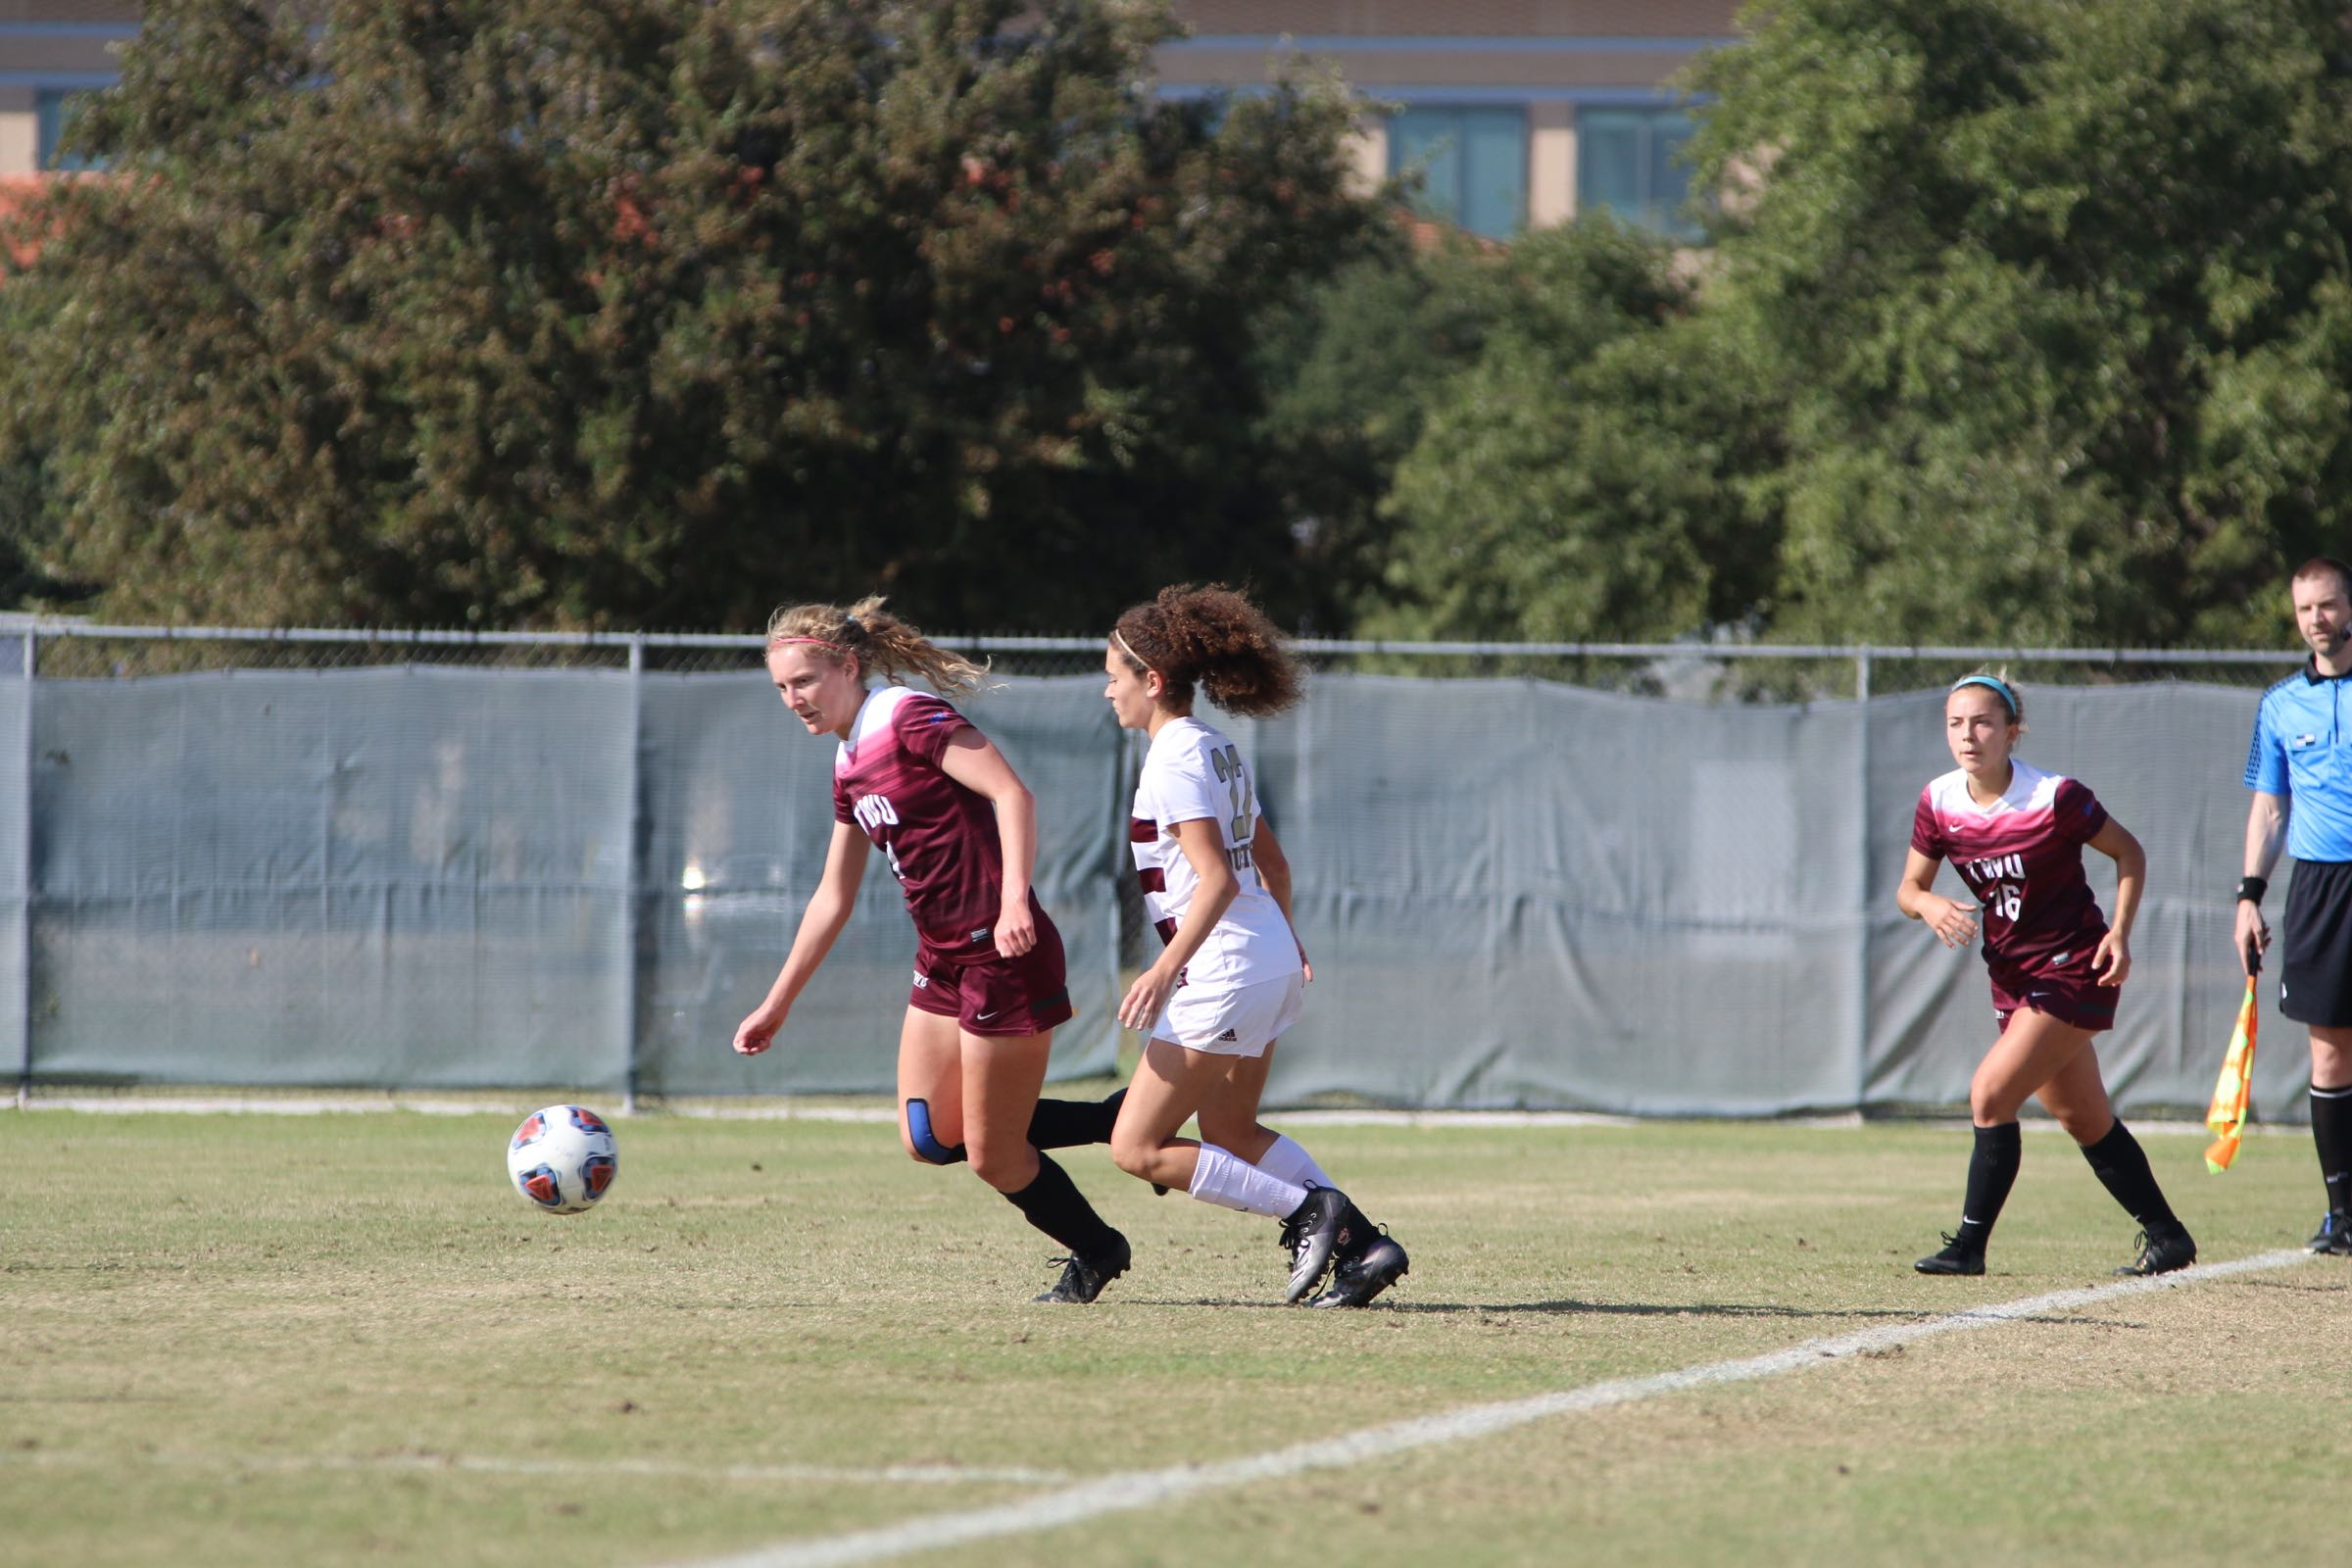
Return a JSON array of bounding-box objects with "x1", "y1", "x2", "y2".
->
[{"x1": 2205, "y1": 974, "x2": 2259, "y2": 1173}]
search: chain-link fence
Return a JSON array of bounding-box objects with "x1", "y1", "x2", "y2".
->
[
  {"x1": 9, "y1": 619, "x2": 2301, "y2": 692},
  {"x1": 2, "y1": 621, "x2": 2317, "y2": 1117}
]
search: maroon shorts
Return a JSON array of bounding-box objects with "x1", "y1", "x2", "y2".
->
[
  {"x1": 1991, "y1": 968, "x2": 2117, "y2": 1035},
  {"x1": 907, "y1": 914, "x2": 1073, "y2": 1037}
]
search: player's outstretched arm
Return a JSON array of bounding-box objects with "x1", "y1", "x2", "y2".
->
[
  {"x1": 735, "y1": 820, "x2": 869, "y2": 1055},
  {"x1": 1896, "y1": 848, "x2": 1978, "y2": 949}
]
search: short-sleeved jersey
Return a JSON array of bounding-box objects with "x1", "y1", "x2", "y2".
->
[
  {"x1": 1910, "y1": 760, "x2": 2111, "y2": 988},
  {"x1": 1129, "y1": 717, "x2": 1300, "y2": 989},
  {"x1": 831, "y1": 685, "x2": 1017, "y2": 956},
  {"x1": 2243, "y1": 662, "x2": 2352, "y2": 862}
]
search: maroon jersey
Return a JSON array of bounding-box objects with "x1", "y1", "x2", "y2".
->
[
  {"x1": 831, "y1": 685, "x2": 1027, "y2": 956},
  {"x1": 1910, "y1": 760, "x2": 2111, "y2": 992}
]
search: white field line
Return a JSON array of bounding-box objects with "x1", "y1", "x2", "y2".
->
[
  {"x1": 0, "y1": 1449, "x2": 1072, "y2": 1488},
  {"x1": 678, "y1": 1248, "x2": 2319, "y2": 1568}
]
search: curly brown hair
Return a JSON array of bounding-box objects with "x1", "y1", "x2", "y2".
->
[
  {"x1": 1110, "y1": 584, "x2": 1302, "y2": 718},
  {"x1": 764, "y1": 596, "x2": 991, "y2": 697}
]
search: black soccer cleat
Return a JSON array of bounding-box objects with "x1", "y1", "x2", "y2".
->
[
  {"x1": 2306, "y1": 1210, "x2": 2352, "y2": 1256},
  {"x1": 1278, "y1": 1187, "x2": 1353, "y2": 1303},
  {"x1": 1310, "y1": 1235, "x2": 1409, "y2": 1308},
  {"x1": 1034, "y1": 1231, "x2": 1132, "y2": 1304},
  {"x1": 1914, "y1": 1233, "x2": 1985, "y2": 1276},
  {"x1": 2114, "y1": 1226, "x2": 2196, "y2": 1277}
]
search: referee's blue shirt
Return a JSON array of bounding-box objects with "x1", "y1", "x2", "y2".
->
[{"x1": 2245, "y1": 662, "x2": 2352, "y2": 862}]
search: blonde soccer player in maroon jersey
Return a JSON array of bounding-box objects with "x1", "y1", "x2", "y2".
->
[
  {"x1": 1101, "y1": 584, "x2": 1407, "y2": 1307},
  {"x1": 1898, "y1": 672, "x2": 2195, "y2": 1279},
  {"x1": 732, "y1": 598, "x2": 1130, "y2": 1304}
]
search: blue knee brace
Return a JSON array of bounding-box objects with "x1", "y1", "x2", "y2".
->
[{"x1": 905, "y1": 1099, "x2": 967, "y2": 1165}]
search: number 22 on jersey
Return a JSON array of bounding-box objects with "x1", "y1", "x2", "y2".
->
[{"x1": 1207, "y1": 744, "x2": 1253, "y2": 844}]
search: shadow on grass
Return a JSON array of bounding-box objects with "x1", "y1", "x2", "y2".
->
[
  {"x1": 1380, "y1": 1299, "x2": 1935, "y2": 1321},
  {"x1": 1118, "y1": 1296, "x2": 1939, "y2": 1320},
  {"x1": 2232, "y1": 1275, "x2": 2348, "y2": 1296},
  {"x1": 1106, "y1": 1294, "x2": 2145, "y2": 1326}
]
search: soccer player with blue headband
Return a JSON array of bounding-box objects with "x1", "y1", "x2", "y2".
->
[{"x1": 1896, "y1": 670, "x2": 2197, "y2": 1278}]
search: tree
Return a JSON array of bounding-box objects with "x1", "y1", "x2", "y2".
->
[
  {"x1": 0, "y1": 0, "x2": 1384, "y2": 632},
  {"x1": 1364, "y1": 219, "x2": 1783, "y2": 642},
  {"x1": 1689, "y1": 0, "x2": 2352, "y2": 647},
  {"x1": 1245, "y1": 229, "x2": 1504, "y2": 634}
]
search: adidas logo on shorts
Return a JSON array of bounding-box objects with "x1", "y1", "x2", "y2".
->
[{"x1": 1216, "y1": 1029, "x2": 1239, "y2": 1042}]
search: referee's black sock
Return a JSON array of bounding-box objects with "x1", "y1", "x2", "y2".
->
[
  {"x1": 2080, "y1": 1119, "x2": 2184, "y2": 1235},
  {"x1": 2310, "y1": 1082, "x2": 2352, "y2": 1216},
  {"x1": 1003, "y1": 1152, "x2": 1122, "y2": 1259},
  {"x1": 1955, "y1": 1122, "x2": 2023, "y2": 1251}
]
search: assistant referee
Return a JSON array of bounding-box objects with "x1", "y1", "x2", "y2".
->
[{"x1": 2236, "y1": 556, "x2": 2352, "y2": 1255}]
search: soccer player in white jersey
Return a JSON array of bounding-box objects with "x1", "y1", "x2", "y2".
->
[
  {"x1": 1101, "y1": 584, "x2": 1407, "y2": 1307},
  {"x1": 1897, "y1": 672, "x2": 2195, "y2": 1278}
]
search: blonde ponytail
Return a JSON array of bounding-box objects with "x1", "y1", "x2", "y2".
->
[{"x1": 764, "y1": 596, "x2": 992, "y2": 697}]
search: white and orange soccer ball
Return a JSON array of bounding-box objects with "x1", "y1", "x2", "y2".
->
[{"x1": 505, "y1": 1104, "x2": 618, "y2": 1214}]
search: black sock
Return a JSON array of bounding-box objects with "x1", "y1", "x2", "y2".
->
[
  {"x1": 1955, "y1": 1122, "x2": 2023, "y2": 1251},
  {"x1": 1002, "y1": 1152, "x2": 1120, "y2": 1257},
  {"x1": 2311, "y1": 1083, "x2": 2352, "y2": 1216},
  {"x1": 1025, "y1": 1088, "x2": 1124, "y2": 1150},
  {"x1": 2080, "y1": 1120, "x2": 2183, "y2": 1235}
]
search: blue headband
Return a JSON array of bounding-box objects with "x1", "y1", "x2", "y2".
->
[{"x1": 1950, "y1": 674, "x2": 2019, "y2": 719}]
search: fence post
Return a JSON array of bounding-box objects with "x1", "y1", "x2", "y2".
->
[
  {"x1": 1852, "y1": 648, "x2": 1874, "y2": 1115},
  {"x1": 621, "y1": 635, "x2": 644, "y2": 1114},
  {"x1": 16, "y1": 624, "x2": 33, "y2": 1109}
]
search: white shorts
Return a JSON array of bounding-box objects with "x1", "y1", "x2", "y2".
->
[{"x1": 1152, "y1": 970, "x2": 1305, "y2": 1058}]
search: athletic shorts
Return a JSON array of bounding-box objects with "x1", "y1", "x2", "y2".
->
[
  {"x1": 2280, "y1": 858, "x2": 2352, "y2": 1028},
  {"x1": 907, "y1": 915, "x2": 1073, "y2": 1037},
  {"x1": 1990, "y1": 965, "x2": 2117, "y2": 1035},
  {"x1": 1150, "y1": 969, "x2": 1305, "y2": 1058}
]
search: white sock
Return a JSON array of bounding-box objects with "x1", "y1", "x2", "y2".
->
[
  {"x1": 1187, "y1": 1143, "x2": 1309, "y2": 1219},
  {"x1": 1254, "y1": 1133, "x2": 1334, "y2": 1191}
]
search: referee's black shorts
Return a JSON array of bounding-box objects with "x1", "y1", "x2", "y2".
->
[{"x1": 2281, "y1": 858, "x2": 2352, "y2": 1028}]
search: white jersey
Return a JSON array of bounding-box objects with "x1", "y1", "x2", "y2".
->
[{"x1": 1129, "y1": 717, "x2": 1301, "y2": 990}]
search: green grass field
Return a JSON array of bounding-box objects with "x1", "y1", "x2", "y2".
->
[{"x1": 5, "y1": 1103, "x2": 2347, "y2": 1568}]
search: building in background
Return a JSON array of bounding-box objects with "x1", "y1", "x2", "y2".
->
[
  {"x1": 0, "y1": 4, "x2": 127, "y2": 174},
  {"x1": 1160, "y1": 2, "x2": 1738, "y2": 239},
  {"x1": 0, "y1": 2, "x2": 1740, "y2": 240}
]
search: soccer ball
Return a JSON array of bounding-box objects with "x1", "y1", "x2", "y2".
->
[{"x1": 506, "y1": 1103, "x2": 619, "y2": 1214}]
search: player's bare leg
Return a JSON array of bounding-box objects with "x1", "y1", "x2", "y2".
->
[
  {"x1": 957, "y1": 1025, "x2": 1128, "y2": 1303},
  {"x1": 2029, "y1": 1038, "x2": 2115, "y2": 1145},
  {"x1": 2033, "y1": 1038, "x2": 2195, "y2": 1273},
  {"x1": 1919, "y1": 1011, "x2": 2095, "y2": 1276},
  {"x1": 958, "y1": 1026, "x2": 1053, "y2": 1195},
  {"x1": 895, "y1": 1006, "x2": 966, "y2": 1166},
  {"x1": 1193, "y1": 1044, "x2": 1408, "y2": 1307},
  {"x1": 1113, "y1": 1038, "x2": 1353, "y2": 1302},
  {"x1": 1195, "y1": 1049, "x2": 1282, "y2": 1165},
  {"x1": 1108, "y1": 1038, "x2": 1240, "y2": 1193},
  {"x1": 1971, "y1": 1009, "x2": 2098, "y2": 1124},
  {"x1": 897, "y1": 1007, "x2": 1121, "y2": 1167}
]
